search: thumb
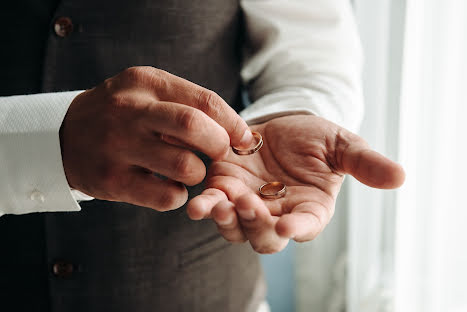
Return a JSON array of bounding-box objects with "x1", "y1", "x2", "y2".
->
[{"x1": 339, "y1": 137, "x2": 405, "y2": 189}]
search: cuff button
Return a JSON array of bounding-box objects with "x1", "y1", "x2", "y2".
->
[{"x1": 29, "y1": 190, "x2": 45, "y2": 203}]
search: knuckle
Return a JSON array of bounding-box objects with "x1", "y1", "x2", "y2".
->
[
  {"x1": 122, "y1": 67, "x2": 142, "y2": 83},
  {"x1": 109, "y1": 94, "x2": 124, "y2": 108},
  {"x1": 333, "y1": 128, "x2": 368, "y2": 171},
  {"x1": 145, "y1": 68, "x2": 167, "y2": 90},
  {"x1": 123, "y1": 66, "x2": 149, "y2": 79},
  {"x1": 153, "y1": 68, "x2": 169, "y2": 77},
  {"x1": 123, "y1": 66, "x2": 167, "y2": 91},
  {"x1": 102, "y1": 77, "x2": 115, "y2": 93},
  {"x1": 197, "y1": 89, "x2": 222, "y2": 117},
  {"x1": 177, "y1": 108, "x2": 201, "y2": 132},
  {"x1": 105, "y1": 92, "x2": 127, "y2": 112},
  {"x1": 333, "y1": 129, "x2": 352, "y2": 168}
]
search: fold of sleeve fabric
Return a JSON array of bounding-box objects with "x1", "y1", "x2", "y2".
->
[
  {"x1": 0, "y1": 91, "x2": 84, "y2": 216},
  {"x1": 239, "y1": 0, "x2": 364, "y2": 131},
  {"x1": 0, "y1": 0, "x2": 363, "y2": 216}
]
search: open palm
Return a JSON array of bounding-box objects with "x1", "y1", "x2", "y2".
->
[{"x1": 187, "y1": 115, "x2": 405, "y2": 253}]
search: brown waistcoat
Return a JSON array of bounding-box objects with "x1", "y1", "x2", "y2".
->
[{"x1": 0, "y1": 1, "x2": 264, "y2": 311}]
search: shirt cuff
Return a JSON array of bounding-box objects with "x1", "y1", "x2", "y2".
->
[
  {"x1": 239, "y1": 88, "x2": 337, "y2": 125},
  {"x1": 240, "y1": 87, "x2": 363, "y2": 132},
  {"x1": 0, "y1": 91, "x2": 85, "y2": 216},
  {"x1": 70, "y1": 189, "x2": 95, "y2": 202}
]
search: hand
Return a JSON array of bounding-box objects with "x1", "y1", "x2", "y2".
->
[
  {"x1": 187, "y1": 115, "x2": 405, "y2": 253},
  {"x1": 60, "y1": 66, "x2": 253, "y2": 211}
]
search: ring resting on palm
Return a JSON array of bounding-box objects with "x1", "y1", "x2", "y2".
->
[{"x1": 259, "y1": 182, "x2": 287, "y2": 200}]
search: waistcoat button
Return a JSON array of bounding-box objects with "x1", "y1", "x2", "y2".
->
[
  {"x1": 52, "y1": 261, "x2": 74, "y2": 278},
  {"x1": 54, "y1": 17, "x2": 74, "y2": 37}
]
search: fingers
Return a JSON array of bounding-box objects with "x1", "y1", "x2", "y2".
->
[
  {"x1": 120, "y1": 67, "x2": 253, "y2": 149},
  {"x1": 189, "y1": 177, "x2": 289, "y2": 252},
  {"x1": 186, "y1": 188, "x2": 227, "y2": 220},
  {"x1": 211, "y1": 201, "x2": 246, "y2": 243},
  {"x1": 235, "y1": 194, "x2": 289, "y2": 254},
  {"x1": 342, "y1": 146, "x2": 406, "y2": 189},
  {"x1": 336, "y1": 131, "x2": 406, "y2": 189},
  {"x1": 129, "y1": 138, "x2": 206, "y2": 186},
  {"x1": 145, "y1": 101, "x2": 231, "y2": 160},
  {"x1": 194, "y1": 88, "x2": 253, "y2": 149},
  {"x1": 275, "y1": 202, "x2": 331, "y2": 242},
  {"x1": 112, "y1": 167, "x2": 188, "y2": 211},
  {"x1": 187, "y1": 174, "x2": 252, "y2": 220},
  {"x1": 205, "y1": 175, "x2": 254, "y2": 202},
  {"x1": 187, "y1": 183, "x2": 247, "y2": 243}
]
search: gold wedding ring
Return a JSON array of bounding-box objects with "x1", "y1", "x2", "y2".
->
[
  {"x1": 232, "y1": 131, "x2": 263, "y2": 155},
  {"x1": 259, "y1": 182, "x2": 287, "y2": 200}
]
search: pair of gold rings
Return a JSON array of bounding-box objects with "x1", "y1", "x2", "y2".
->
[{"x1": 231, "y1": 131, "x2": 287, "y2": 200}]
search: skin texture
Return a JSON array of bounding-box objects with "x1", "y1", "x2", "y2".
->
[
  {"x1": 60, "y1": 66, "x2": 253, "y2": 211},
  {"x1": 60, "y1": 67, "x2": 404, "y2": 254},
  {"x1": 187, "y1": 115, "x2": 405, "y2": 254}
]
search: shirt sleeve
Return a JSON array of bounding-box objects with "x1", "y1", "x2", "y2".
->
[
  {"x1": 239, "y1": 0, "x2": 364, "y2": 131},
  {"x1": 0, "y1": 91, "x2": 90, "y2": 217}
]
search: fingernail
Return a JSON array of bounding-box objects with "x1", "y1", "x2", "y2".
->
[
  {"x1": 238, "y1": 208, "x2": 255, "y2": 221},
  {"x1": 239, "y1": 129, "x2": 253, "y2": 148}
]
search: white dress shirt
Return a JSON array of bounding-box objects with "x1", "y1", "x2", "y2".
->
[{"x1": 0, "y1": 0, "x2": 363, "y2": 217}]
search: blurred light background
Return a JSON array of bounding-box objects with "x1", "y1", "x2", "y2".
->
[{"x1": 260, "y1": 0, "x2": 467, "y2": 311}]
